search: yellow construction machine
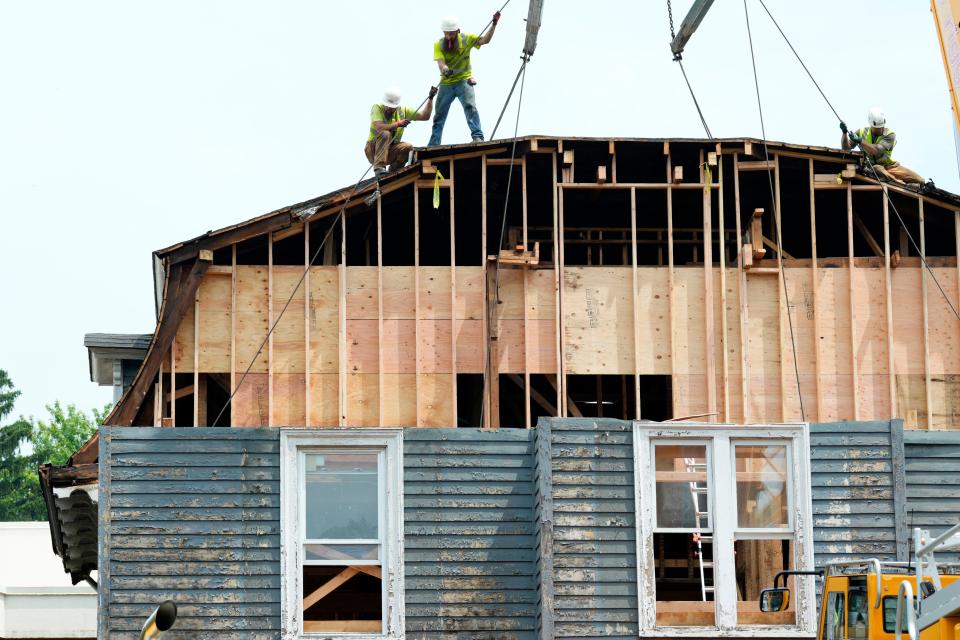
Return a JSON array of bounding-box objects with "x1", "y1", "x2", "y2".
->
[{"x1": 760, "y1": 523, "x2": 960, "y2": 639}]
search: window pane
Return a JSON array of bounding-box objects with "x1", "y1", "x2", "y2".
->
[
  {"x1": 655, "y1": 445, "x2": 710, "y2": 530},
  {"x1": 823, "y1": 592, "x2": 845, "y2": 640},
  {"x1": 735, "y1": 539, "x2": 795, "y2": 626},
  {"x1": 305, "y1": 543, "x2": 379, "y2": 562},
  {"x1": 305, "y1": 452, "x2": 379, "y2": 540},
  {"x1": 654, "y1": 532, "x2": 715, "y2": 626},
  {"x1": 303, "y1": 565, "x2": 382, "y2": 633},
  {"x1": 735, "y1": 445, "x2": 789, "y2": 529}
]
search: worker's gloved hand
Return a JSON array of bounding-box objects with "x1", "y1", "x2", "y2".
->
[
  {"x1": 493, "y1": 10, "x2": 501, "y2": 25},
  {"x1": 442, "y1": 68, "x2": 454, "y2": 77},
  {"x1": 848, "y1": 131, "x2": 861, "y2": 144},
  {"x1": 398, "y1": 118, "x2": 411, "y2": 128},
  {"x1": 467, "y1": 77, "x2": 477, "y2": 86},
  {"x1": 428, "y1": 86, "x2": 438, "y2": 99},
  {"x1": 839, "y1": 121, "x2": 848, "y2": 134}
]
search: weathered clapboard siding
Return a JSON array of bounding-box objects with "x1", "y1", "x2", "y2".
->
[
  {"x1": 542, "y1": 418, "x2": 639, "y2": 640},
  {"x1": 403, "y1": 428, "x2": 539, "y2": 640},
  {"x1": 100, "y1": 427, "x2": 281, "y2": 640},
  {"x1": 904, "y1": 430, "x2": 960, "y2": 564},
  {"x1": 809, "y1": 420, "x2": 906, "y2": 568}
]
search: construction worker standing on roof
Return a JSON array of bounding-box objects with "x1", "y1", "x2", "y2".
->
[
  {"x1": 840, "y1": 107, "x2": 926, "y2": 186},
  {"x1": 366, "y1": 86, "x2": 436, "y2": 178},
  {"x1": 428, "y1": 12, "x2": 500, "y2": 146}
]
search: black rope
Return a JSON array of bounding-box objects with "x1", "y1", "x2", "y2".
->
[
  {"x1": 678, "y1": 59, "x2": 713, "y2": 139},
  {"x1": 755, "y1": 0, "x2": 842, "y2": 123},
  {"x1": 490, "y1": 56, "x2": 529, "y2": 141},
  {"x1": 743, "y1": 0, "x2": 806, "y2": 421},
  {"x1": 482, "y1": 59, "x2": 528, "y2": 428},
  {"x1": 667, "y1": 0, "x2": 713, "y2": 139},
  {"x1": 861, "y1": 156, "x2": 960, "y2": 322},
  {"x1": 750, "y1": 0, "x2": 960, "y2": 325}
]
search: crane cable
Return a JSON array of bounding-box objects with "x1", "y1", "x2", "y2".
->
[
  {"x1": 742, "y1": 0, "x2": 806, "y2": 421},
  {"x1": 753, "y1": 0, "x2": 960, "y2": 324},
  {"x1": 667, "y1": 0, "x2": 714, "y2": 139}
]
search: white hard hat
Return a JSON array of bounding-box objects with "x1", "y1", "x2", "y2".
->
[
  {"x1": 441, "y1": 15, "x2": 460, "y2": 32},
  {"x1": 382, "y1": 87, "x2": 401, "y2": 109},
  {"x1": 867, "y1": 106, "x2": 886, "y2": 128}
]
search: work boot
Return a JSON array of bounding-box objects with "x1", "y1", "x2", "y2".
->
[
  {"x1": 374, "y1": 167, "x2": 387, "y2": 179},
  {"x1": 472, "y1": 135, "x2": 484, "y2": 142}
]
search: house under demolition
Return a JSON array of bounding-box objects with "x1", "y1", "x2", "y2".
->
[
  {"x1": 41, "y1": 136, "x2": 960, "y2": 639},
  {"x1": 108, "y1": 136, "x2": 960, "y2": 430}
]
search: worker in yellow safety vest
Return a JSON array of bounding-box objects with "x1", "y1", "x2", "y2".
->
[
  {"x1": 840, "y1": 107, "x2": 926, "y2": 186},
  {"x1": 366, "y1": 86, "x2": 436, "y2": 177},
  {"x1": 428, "y1": 13, "x2": 500, "y2": 146}
]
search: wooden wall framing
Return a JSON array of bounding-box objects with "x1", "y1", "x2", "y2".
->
[{"x1": 143, "y1": 139, "x2": 960, "y2": 429}]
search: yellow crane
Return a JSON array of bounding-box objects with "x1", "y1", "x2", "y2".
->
[{"x1": 932, "y1": 0, "x2": 960, "y2": 173}]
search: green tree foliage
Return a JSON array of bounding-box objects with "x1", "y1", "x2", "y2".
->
[{"x1": 0, "y1": 369, "x2": 110, "y2": 521}]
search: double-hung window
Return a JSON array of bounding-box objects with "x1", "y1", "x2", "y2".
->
[
  {"x1": 635, "y1": 423, "x2": 814, "y2": 636},
  {"x1": 281, "y1": 430, "x2": 404, "y2": 639}
]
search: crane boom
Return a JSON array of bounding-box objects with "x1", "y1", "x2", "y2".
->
[{"x1": 670, "y1": 0, "x2": 716, "y2": 58}]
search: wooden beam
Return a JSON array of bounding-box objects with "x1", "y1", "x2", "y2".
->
[
  {"x1": 450, "y1": 159, "x2": 458, "y2": 426},
  {"x1": 482, "y1": 156, "x2": 491, "y2": 429},
  {"x1": 673, "y1": 165, "x2": 684, "y2": 184},
  {"x1": 522, "y1": 156, "x2": 531, "y2": 429},
  {"x1": 762, "y1": 236, "x2": 795, "y2": 260},
  {"x1": 750, "y1": 208, "x2": 766, "y2": 261},
  {"x1": 552, "y1": 153, "x2": 563, "y2": 420},
  {"x1": 848, "y1": 184, "x2": 859, "y2": 420},
  {"x1": 107, "y1": 255, "x2": 212, "y2": 426},
  {"x1": 920, "y1": 199, "x2": 932, "y2": 429},
  {"x1": 303, "y1": 567, "x2": 359, "y2": 611},
  {"x1": 809, "y1": 159, "x2": 823, "y2": 421},
  {"x1": 631, "y1": 187, "x2": 642, "y2": 419},
  {"x1": 718, "y1": 157, "x2": 729, "y2": 422},
  {"x1": 610, "y1": 140, "x2": 617, "y2": 182},
  {"x1": 508, "y1": 373, "x2": 557, "y2": 416},
  {"x1": 230, "y1": 245, "x2": 237, "y2": 426},
  {"x1": 304, "y1": 224, "x2": 311, "y2": 426},
  {"x1": 414, "y1": 185, "x2": 422, "y2": 427},
  {"x1": 304, "y1": 621, "x2": 380, "y2": 633},
  {"x1": 339, "y1": 215, "x2": 346, "y2": 426},
  {"x1": 377, "y1": 197, "x2": 384, "y2": 425},
  {"x1": 170, "y1": 329, "x2": 176, "y2": 427},
  {"x1": 667, "y1": 152, "x2": 679, "y2": 417},
  {"x1": 597, "y1": 165, "x2": 608, "y2": 184},
  {"x1": 268, "y1": 232, "x2": 274, "y2": 426},
  {"x1": 853, "y1": 212, "x2": 884, "y2": 258},
  {"x1": 193, "y1": 284, "x2": 200, "y2": 426},
  {"x1": 486, "y1": 158, "x2": 522, "y2": 166},
  {"x1": 558, "y1": 185, "x2": 567, "y2": 416},
  {"x1": 774, "y1": 155, "x2": 788, "y2": 421},
  {"x1": 163, "y1": 214, "x2": 295, "y2": 265},
  {"x1": 738, "y1": 160, "x2": 775, "y2": 171},
  {"x1": 882, "y1": 193, "x2": 896, "y2": 418},
  {"x1": 702, "y1": 149, "x2": 717, "y2": 420},
  {"x1": 734, "y1": 154, "x2": 751, "y2": 423}
]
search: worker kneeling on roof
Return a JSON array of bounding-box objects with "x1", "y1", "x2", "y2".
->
[
  {"x1": 429, "y1": 13, "x2": 499, "y2": 146},
  {"x1": 840, "y1": 107, "x2": 926, "y2": 187},
  {"x1": 366, "y1": 86, "x2": 436, "y2": 178}
]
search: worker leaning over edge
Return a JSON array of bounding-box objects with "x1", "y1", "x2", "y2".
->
[
  {"x1": 366, "y1": 86, "x2": 436, "y2": 178},
  {"x1": 840, "y1": 107, "x2": 928, "y2": 187},
  {"x1": 428, "y1": 12, "x2": 500, "y2": 146}
]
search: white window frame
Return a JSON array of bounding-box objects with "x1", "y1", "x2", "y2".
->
[
  {"x1": 281, "y1": 429, "x2": 404, "y2": 640},
  {"x1": 634, "y1": 423, "x2": 815, "y2": 638}
]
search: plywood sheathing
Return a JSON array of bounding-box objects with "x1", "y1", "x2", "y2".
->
[{"x1": 121, "y1": 139, "x2": 960, "y2": 429}]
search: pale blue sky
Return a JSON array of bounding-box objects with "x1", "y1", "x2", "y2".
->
[{"x1": 1, "y1": 1, "x2": 956, "y2": 421}]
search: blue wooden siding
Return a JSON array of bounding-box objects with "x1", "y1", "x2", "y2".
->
[
  {"x1": 99, "y1": 427, "x2": 281, "y2": 640},
  {"x1": 539, "y1": 418, "x2": 639, "y2": 639},
  {"x1": 403, "y1": 428, "x2": 539, "y2": 640},
  {"x1": 904, "y1": 430, "x2": 960, "y2": 563},
  {"x1": 809, "y1": 420, "x2": 906, "y2": 567}
]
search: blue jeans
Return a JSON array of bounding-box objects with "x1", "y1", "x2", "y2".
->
[{"x1": 429, "y1": 80, "x2": 483, "y2": 146}]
